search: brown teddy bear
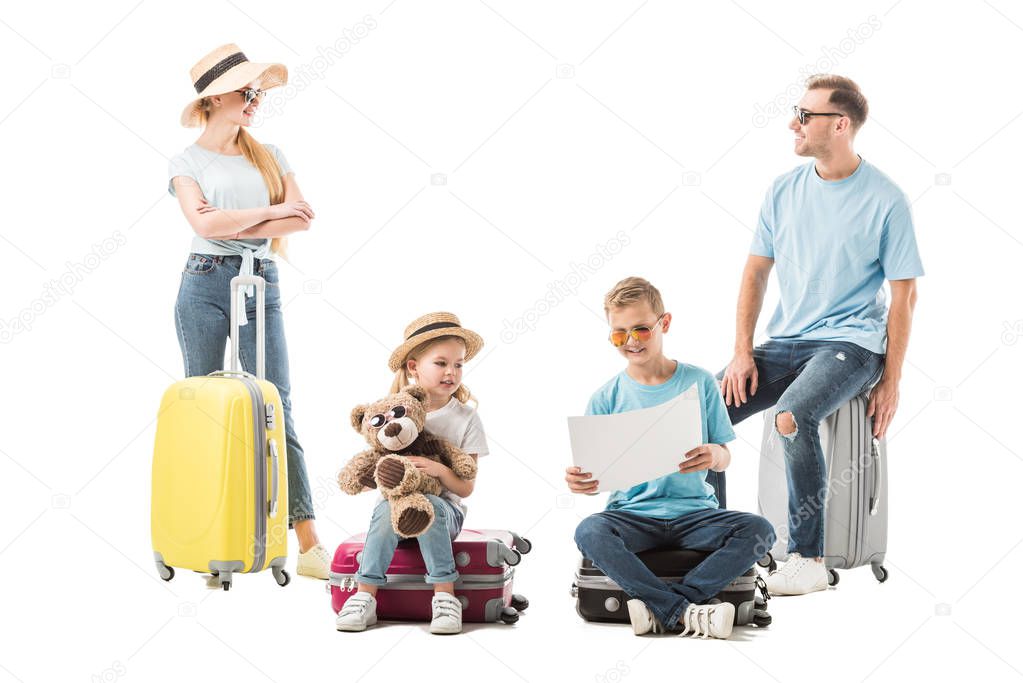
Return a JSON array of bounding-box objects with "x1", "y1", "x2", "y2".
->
[{"x1": 337, "y1": 385, "x2": 478, "y2": 538}]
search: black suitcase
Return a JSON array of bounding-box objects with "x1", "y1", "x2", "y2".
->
[{"x1": 572, "y1": 548, "x2": 772, "y2": 628}]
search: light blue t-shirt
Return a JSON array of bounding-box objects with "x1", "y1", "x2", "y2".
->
[
  {"x1": 168, "y1": 143, "x2": 293, "y2": 257},
  {"x1": 751, "y1": 157, "x2": 924, "y2": 355},
  {"x1": 585, "y1": 362, "x2": 736, "y2": 519},
  {"x1": 168, "y1": 143, "x2": 294, "y2": 325}
]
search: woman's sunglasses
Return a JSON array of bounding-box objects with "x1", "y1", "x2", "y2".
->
[
  {"x1": 609, "y1": 314, "x2": 665, "y2": 347},
  {"x1": 234, "y1": 88, "x2": 265, "y2": 105}
]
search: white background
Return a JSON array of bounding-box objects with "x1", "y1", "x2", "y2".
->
[{"x1": 1, "y1": 1, "x2": 1020, "y2": 681}]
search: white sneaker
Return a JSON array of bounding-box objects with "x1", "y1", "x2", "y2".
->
[
  {"x1": 626, "y1": 599, "x2": 667, "y2": 635},
  {"x1": 627, "y1": 599, "x2": 735, "y2": 639},
  {"x1": 430, "y1": 592, "x2": 462, "y2": 635},
  {"x1": 297, "y1": 544, "x2": 331, "y2": 580},
  {"x1": 336, "y1": 591, "x2": 377, "y2": 631},
  {"x1": 764, "y1": 553, "x2": 829, "y2": 595},
  {"x1": 679, "y1": 602, "x2": 735, "y2": 639}
]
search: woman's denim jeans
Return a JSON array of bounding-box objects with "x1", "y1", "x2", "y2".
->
[{"x1": 174, "y1": 253, "x2": 315, "y2": 527}]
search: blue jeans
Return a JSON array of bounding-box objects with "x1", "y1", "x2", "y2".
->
[
  {"x1": 174, "y1": 253, "x2": 315, "y2": 527},
  {"x1": 575, "y1": 508, "x2": 775, "y2": 630},
  {"x1": 717, "y1": 339, "x2": 884, "y2": 557},
  {"x1": 357, "y1": 495, "x2": 465, "y2": 585}
]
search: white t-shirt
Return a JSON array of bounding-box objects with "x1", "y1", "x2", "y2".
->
[
  {"x1": 424, "y1": 397, "x2": 489, "y2": 517},
  {"x1": 372, "y1": 398, "x2": 488, "y2": 517}
]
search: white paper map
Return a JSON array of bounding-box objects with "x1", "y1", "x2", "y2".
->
[{"x1": 567, "y1": 385, "x2": 703, "y2": 492}]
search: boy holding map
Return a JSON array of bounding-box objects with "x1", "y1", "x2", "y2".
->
[{"x1": 566, "y1": 277, "x2": 775, "y2": 639}]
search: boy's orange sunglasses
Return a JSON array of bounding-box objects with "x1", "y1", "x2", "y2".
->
[{"x1": 609, "y1": 314, "x2": 665, "y2": 347}]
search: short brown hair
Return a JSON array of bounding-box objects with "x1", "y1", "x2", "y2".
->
[
  {"x1": 604, "y1": 277, "x2": 664, "y2": 317},
  {"x1": 806, "y1": 74, "x2": 868, "y2": 131}
]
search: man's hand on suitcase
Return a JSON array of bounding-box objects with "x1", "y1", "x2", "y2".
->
[
  {"x1": 866, "y1": 377, "x2": 899, "y2": 438},
  {"x1": 565, "y1": 466, "x2": 599, "y2": 495}
]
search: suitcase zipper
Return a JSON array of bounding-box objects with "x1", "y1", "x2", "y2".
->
[
  {"x1": 330, "y1": 571, "x2": 513, "y2": 590},
  {"x1": 855, "y1": 396, "x2": 869, "y2": 567},
  {"x1": 234, "y1": 374, "x2": 268, "y2": 573}
]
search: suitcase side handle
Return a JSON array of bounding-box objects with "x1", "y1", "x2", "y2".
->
[
  {"x1": 268, "y1": 438, "x2": 280, "y2": 517},
  {"x1": 230, "y1": 275, "x2": 266, "y2": 380},
  {"x1": 869, "y1": 437, "x2": 881, "y2": 515},
  {"x1": 208, "y1": 369, "x2": 255, "y2": 380}
]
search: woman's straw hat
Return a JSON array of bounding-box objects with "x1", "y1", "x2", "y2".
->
[
  {"x1": 180, "y1": 43, "x2": 287, "y2": 127},
  {"x1": 388, "y1": 312, "x2": 484, "y2": 373}
]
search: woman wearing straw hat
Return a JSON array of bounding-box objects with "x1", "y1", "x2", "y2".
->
[{"x1": 168, "y1": 44, "x2": 330, "y2": 579}]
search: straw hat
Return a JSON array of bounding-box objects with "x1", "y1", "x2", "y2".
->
[
  {"x1": 388, "y1": 312, "x2": 484, "y2": 373},
  {"x1": 180, "y1": 43, "x2": 287, "y2": 127}
]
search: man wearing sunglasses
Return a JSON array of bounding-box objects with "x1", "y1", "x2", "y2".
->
[{"x1": 718, "y1": 75, "x2": 924, "y2": 596}]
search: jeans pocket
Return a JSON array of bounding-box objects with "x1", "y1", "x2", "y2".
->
[
  {"x1": 259, "y1": 260, "x2": 279, "y2": 286},
  {"x1": 860, "y1": 361, "x2": 885, "y2": 396},
  {"x1": 183, "y1": 253, "x2": 216, "y2": 275}
]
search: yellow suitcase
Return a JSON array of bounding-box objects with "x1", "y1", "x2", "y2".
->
[{"x1": 152, "y1": 275, "x2": 289, "y2": 590}]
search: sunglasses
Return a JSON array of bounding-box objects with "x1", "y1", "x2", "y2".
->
[
  {"x1": 234, "y1": 88, "x2": 265, "y2": 105},
  {"x1": 792, "y1": 106, "x2": 845, "y2": 125},
  {"x1": 609, "y1": 314, "x2": 665, "y2": 347}
]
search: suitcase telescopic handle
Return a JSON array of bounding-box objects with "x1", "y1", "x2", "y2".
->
[
  {"x1": 268, "y1": 438, "x2": 280, "y2": 517},
  {"x1": 869, "y1": 437, "x2": 882, "y2": 516},
  {"x1": 229, "y1": 275, "x2": 266, "y2": 380}
]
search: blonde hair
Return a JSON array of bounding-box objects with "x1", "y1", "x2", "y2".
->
[
  {"x1": 389, "y1": 335, "x2": 478, "y2": 407},
  {"x1": 603, "y1": 276, "x2": 665, "y2": 317},
  {"x1": 199, "y1": 98, "x2": 288, "y2": 257}
]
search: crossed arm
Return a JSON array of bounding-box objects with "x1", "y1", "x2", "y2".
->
[{"x1": 171, "y1": 173, "x2": 315, "y2": 239}]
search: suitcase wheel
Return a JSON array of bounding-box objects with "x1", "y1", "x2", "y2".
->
[
  {"x1": 499, "y1": 607, "x2": 519, "y2": 624},
  {"x1": 511, "y1": 594, "x2": 529, "y2": 612},
  {"x1": 506, "y1": 549, "x2": 522, "y2": 567},
  {"x1": 756, "y1": 553, "x2": 777, "y2": 573},
  {"x1": 872, "y1": 565, "x2": 889, "y2": 583},
  {"x1": 222, "y1": 580, "x2": 232, "y2": 591},
  {"x1": 157, "y1": 564, "x2": 174, "y2": 582},
  {"x1": 516, "y1": 537, "x2": 532, "y2": 554},
  {"x1": 272, "y1": 565, "x2": 290, "y2": 587},
  {"x1": 752, "y1": 610, "x2": 772, "y2": 628},
  {"x1": 827, "y1": 569, "x2": 840, "y2": 587}
]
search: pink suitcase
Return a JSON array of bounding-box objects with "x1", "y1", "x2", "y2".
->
[{"x1": 329, "y1": 528, "x2": 532, "y2": 624}]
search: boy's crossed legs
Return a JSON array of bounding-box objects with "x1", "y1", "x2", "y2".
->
[{"x1": 575, "y1": 508, "x2": 775, "y2": 637}]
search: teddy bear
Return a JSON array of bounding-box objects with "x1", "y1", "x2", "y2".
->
[{"x1": 337, "y1": 385, "x2": 478, "y2": 538}]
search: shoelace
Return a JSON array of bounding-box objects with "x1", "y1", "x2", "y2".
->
[
  {"x1": 775, "y1": 555, "x2": 811, "y2": 580},
  {"x1": 680, "y1": 605, "x2": 714, "y2": 638}
]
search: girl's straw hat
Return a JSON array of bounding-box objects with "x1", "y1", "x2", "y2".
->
[
  {"x1": 180, "y1": 43, "x2": 287, "y2": 127},
  {"x1": 388, "y1": 312, "x2": 484, "y2": 373}
]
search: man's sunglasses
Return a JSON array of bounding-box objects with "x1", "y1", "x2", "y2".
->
[
  {"x1": 609, "y1": 314, "x2": 665, "y2": 347},
  {"x1": 792, "y1": 106, "x2": 845, "y2": 125},
  {"x1": 235, "y1": 88, "x2": 265, "y2": 105}
]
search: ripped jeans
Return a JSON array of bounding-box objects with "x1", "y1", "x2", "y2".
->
[{"x1": 718, "y1": 339, "x2": 884, "y2": 557}]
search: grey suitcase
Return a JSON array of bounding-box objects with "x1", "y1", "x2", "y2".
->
[{"x1": 758, "y1": 394, "x2": 889, "y2": 585}]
